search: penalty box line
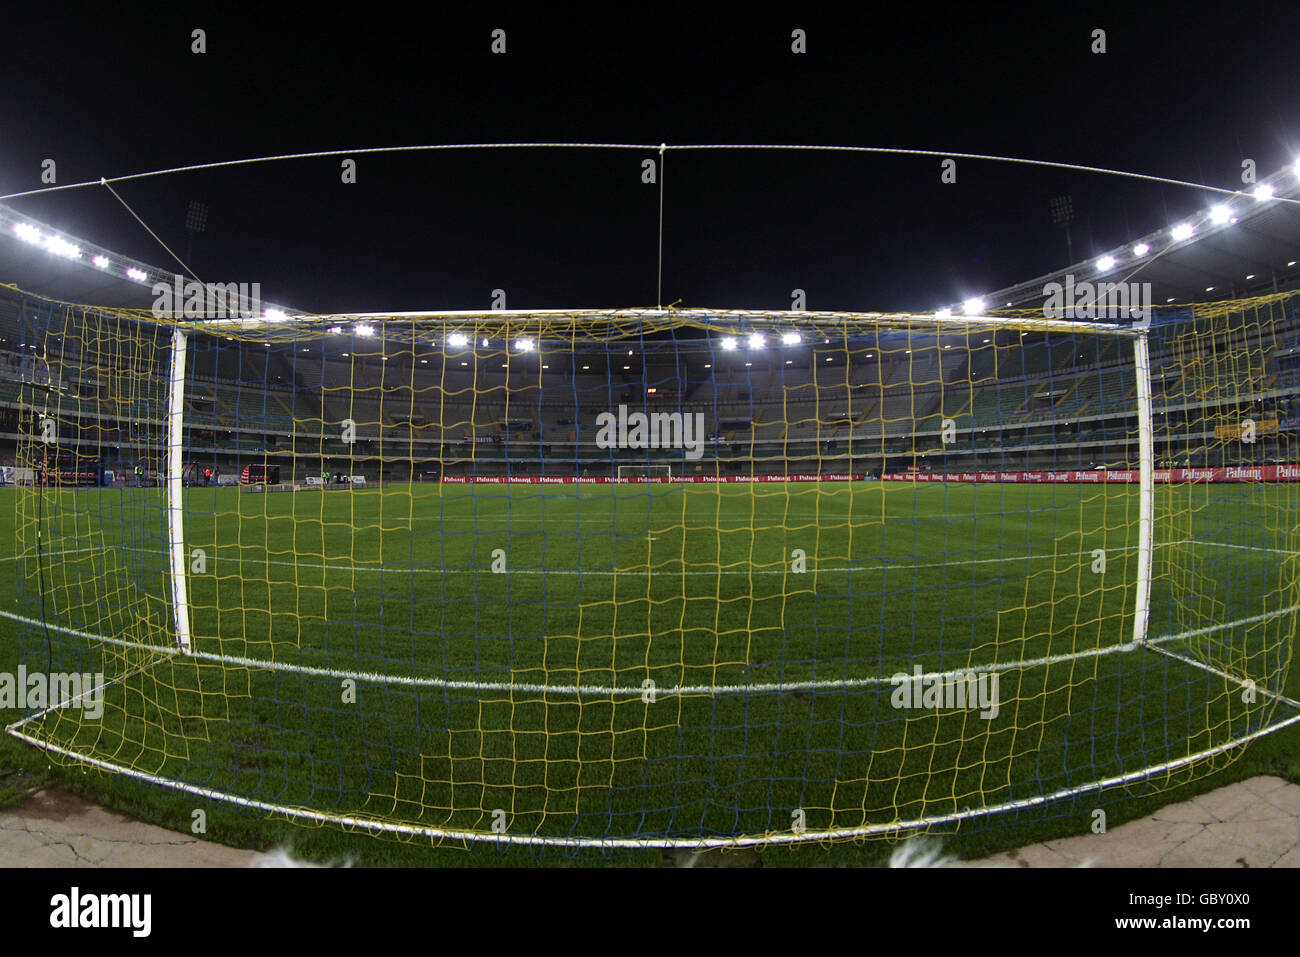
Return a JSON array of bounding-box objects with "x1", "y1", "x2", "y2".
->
[
  {"x1": 132, "y1": 537, "x2": 1300, "y2": 579},
  {"x1": 6, "y1": 538, "x2": 1289, "y2": 580}
]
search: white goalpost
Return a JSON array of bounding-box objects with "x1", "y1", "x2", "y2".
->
[
  {"x1": 8, "y1": 294, "x2": 1299, "y2": 852},
  {"x1": 617, "y1": 464, "x2": 673, "y2": 481}
]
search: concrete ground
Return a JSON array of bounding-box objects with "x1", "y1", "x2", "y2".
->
[
  {"x1": 1, "y1": 776, "x2": 1297, "y2": 867},
  {"x1": 967, "y1": 775, "x2": 1300, "y2": 868},
  {"x1": 0, "y1": 789, "x2": 261, "y2": 867}
]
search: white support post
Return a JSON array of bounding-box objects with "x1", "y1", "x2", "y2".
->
[
  {"x1": 1131, "y1": 328, "x2": 1155, "y2": 647},
  {"x1": 167, "y1": 330, "x2": 192, "y2": 653}
]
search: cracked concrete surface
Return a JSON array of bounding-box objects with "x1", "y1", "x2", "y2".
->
[
  {"x1": 968, "y1": 776, "x2": 1300, "y2": 867},
  {"x1": 0, "y1": 789, "x2": 258, "y2": 867},
  {"x1": 1, "y1": 776, "x2": 1298, "y2": 866}
]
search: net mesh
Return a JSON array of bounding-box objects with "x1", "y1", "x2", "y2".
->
[{"x1": 7, "y1": 289, "x2": 1299, "y2": 851}]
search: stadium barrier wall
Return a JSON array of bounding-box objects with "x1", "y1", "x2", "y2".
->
[
  {"x1": 433, "y1": 467, "x2": 1300, "y2": 484},
  {"x1": 439, "y1": 473, "x2": 867, "y2": 483},
  {"x1": 880, "y1": 466, "x2": 1300, "y2": 482}
]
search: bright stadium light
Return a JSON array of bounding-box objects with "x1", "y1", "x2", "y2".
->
[
  {"x1": 781, "y1": 332, "x2": 800, "y2": 345},
  {"x1": 1209, "y1": 204, "x2": 1232, "y2": 224},
  {"x1": 126, "y1": 267, "x2": 148, "y2": 282},
  {"x1": 1253, "y1": 183, "x2": 1274, "y2": 201},
  {"x1": 935, "y1": 308, "x2": 952, "y2": 319},
  {"x1": 46, "y1": 236, "x2": 81, "y2": 259},
  {"x1": 327, "y1": 325, "x2": 344, "y2": 335},
  {"x1": 514, "y1": 338, "x2": 535, "y2": 353},
  {"x1": 354, "y1": 323, "x2": 376, "y2": 337},
  {"x1": 264, "y1": 309, "x2": 287, "y2": 321},
  {"x1": 446, "y1": 332, "x2": 469, "y2": 348},
  {"x1": 13, "y1": 223, "x2": 40, "y2": 244},
  {"x1": 92, "y1": 255, "x2": 109, "y2": 269},
  {"x1": 963, "y1": 298, "x2": 984, "y2": 315},
  {"x1": 1132, "y1": 242, "x2": 1150, "y2": 257},
  {"x1": 1096, "y1": 255, "x2": 1116, "y2": 272},
  {"x1": 748, "y1": 333, "x2": 764, "y2": 349},
  {"x1": 1171, "y1": 223, "x2": 1194, "y2": 241},
  {"x1": 720, "y1": 336, "x2": 738, "y2": 351}
]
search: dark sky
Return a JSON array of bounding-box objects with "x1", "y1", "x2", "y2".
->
[{"x1": 3, "y1": 3, "x2": 1299, "y2": 314}]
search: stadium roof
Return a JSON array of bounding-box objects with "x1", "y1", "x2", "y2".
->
[{"x1": 957, "y1": 163, "x2": 1300, "y2": 313}]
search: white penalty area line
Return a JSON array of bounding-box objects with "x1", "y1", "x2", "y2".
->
[
  {"x1": 142, "y1": 539, "x2": 1262, "y2": 579},
  {"x1": 226, "y1": 547, "x2": 1106, "y2": 578},
  {"x1": 9, "y1": 537, "x2": 1287, "y2": 581},
  {"x1": 4, "y1": 603, "x2": 1295, "y2": 700},
  {"x1": 5, "y1": 542, "x2": 1117, "y2": 578}
]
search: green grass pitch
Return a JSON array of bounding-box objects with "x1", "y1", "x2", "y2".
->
[{"x1": 3, "y1": 480, "x2": 1296, "y2": 853}]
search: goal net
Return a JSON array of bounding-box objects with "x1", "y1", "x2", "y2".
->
[
  {"x1": 7, "y1": 289, "x2": 1299, "y2": 852},
  {"x1": 617, "y1": 464, "x2": 673, "y2": 481}
]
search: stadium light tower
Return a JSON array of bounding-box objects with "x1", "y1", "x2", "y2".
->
[{"x1": 1049, "y1": 194, "x2": 1075, "y2": 265}]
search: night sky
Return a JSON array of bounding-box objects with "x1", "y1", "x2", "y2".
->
[{"x1": 3, "y1": 4, "x2": 1299, "y2": 314}]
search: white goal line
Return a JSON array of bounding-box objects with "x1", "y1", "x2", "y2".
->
[{"x1": 2, "y1": 602, "x2": 1294, "y2": 701}]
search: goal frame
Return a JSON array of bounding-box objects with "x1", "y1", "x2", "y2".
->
[
  {"x1": 616, "y1": 463, "x2": 674, "y2": 481},
  {"x1": 17, "y1": 302, "x2": 1207, "y2": 851}
]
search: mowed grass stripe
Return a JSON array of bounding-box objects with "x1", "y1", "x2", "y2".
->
[{"x1": 8, "y1": 481, "x2": 1296, "y2": 842}]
